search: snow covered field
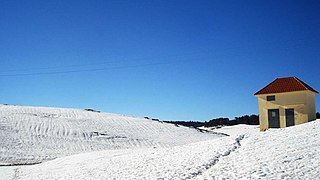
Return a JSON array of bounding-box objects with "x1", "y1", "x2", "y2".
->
[
  {"x1": 1, "y1": 105, "x2": 319, "y2": 179},
  {"x1": 197, "y1": 122, "x2": 320, "y2": 179},
  {"x1": 0, "y1": 105, "x2": 221, "y2": 166}
]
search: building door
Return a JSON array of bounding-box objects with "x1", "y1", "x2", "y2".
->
[
  {"x1": 285, "y1": 108, "x2": 295, "y2": 127},
  {"x1": 268, "y1": 109, "x2": 280, "y2": 128}
]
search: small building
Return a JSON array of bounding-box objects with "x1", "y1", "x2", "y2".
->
[{"x1": 254, "y1": 77, "x2": 318, "y2": 131}]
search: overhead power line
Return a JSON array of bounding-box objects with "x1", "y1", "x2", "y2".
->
[
  {"x1": 0, "y1": 49, "x2": 217, "y2": 73},
  {"x1": 0, "y1": 61, "x2": 185, "y2": 77},
  {"x1": 0, "y1": 37, "x2": 308, "y2": 77}
]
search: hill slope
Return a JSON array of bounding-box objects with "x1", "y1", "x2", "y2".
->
[
  {"x1": 7, "y1": 120, "x2": 319, "y2": 180},
  {"x1": 0, "y1": 105, "x2": 221, "y2": 165},
  {"x1": 1, "y1": 105, "x2": 319, "y2": 179}
]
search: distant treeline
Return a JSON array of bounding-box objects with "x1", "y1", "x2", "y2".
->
[
  {"x1": 205, "y1": 115, "x2": 259, "y2": 127},
  {"x1": 165, "y1": 112, "x2": 320, "y2": 128},
  {"x1": 164, "y1": 114, "x2": 259, "y2": 128}
]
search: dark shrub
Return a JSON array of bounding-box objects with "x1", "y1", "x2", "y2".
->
[{"x1": 84, "y1": 109, "x2": 100, "y2": 113}]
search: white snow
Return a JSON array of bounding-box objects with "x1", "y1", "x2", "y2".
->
[
  {"x1": 1, "y1": 105, "x2": 319, "y2": 179},
  {"x1": 0, "y1": 105, "x2": 221, "y2": 165},
  {"x1": 196, "y1": 121, "x2": 320, "y2": 179},
  {"x1": 14, "y1": 136, "x2": 244, "y2": 180}
]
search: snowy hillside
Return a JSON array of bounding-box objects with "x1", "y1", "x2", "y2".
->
[
  {"x1": 1, "y1": 105, "x2": 319, "y2": 179},
  {"x1": 0, "y1": 105, "x2": 221, "y2": 165},
  {"x1": 11, "y1": 119, "x2": 319, "y2": 180}
]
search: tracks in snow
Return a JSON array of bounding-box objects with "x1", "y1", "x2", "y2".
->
[
  {"x1": 13, "y1": 134, "x2": 246, "y2": 180},
  {"x1": 188, "y1": 134, "x2": 245, "y2": 179}
]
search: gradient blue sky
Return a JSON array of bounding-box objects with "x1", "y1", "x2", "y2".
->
[{"x1": 1, "y1": 0, "x2": 319, "y2": 121}]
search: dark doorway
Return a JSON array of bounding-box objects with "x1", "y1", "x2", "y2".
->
[
  {"x1": 285, "y1": 109, "x2": 295, "y2": 127},
  {"x1": 268, "y1": 109, "x2": 280, "y2": 128}
]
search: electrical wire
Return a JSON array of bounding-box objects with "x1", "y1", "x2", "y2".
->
[
  {"x1": 0, "y1": 37, "x2": 307, "y2": 77},
  {"x1": 0, "y1": 61, "x2": 185, "y2": 77}
]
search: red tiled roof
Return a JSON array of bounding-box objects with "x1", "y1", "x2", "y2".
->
[{"x1": 254, "y1": 77, "x2": 318, "y2": 95}]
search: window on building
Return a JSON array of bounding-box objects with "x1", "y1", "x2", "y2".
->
[{"x1": 267, "y1": 95, "x2": 275, "y2": 101}]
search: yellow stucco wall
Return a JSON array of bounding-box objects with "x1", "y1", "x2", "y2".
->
[
  {"x1": 256, "y1": 90, "x2": 317, "y2": 131},
  {"x1": 306, "y1": 91, "x2": 316, "y2": 120}
]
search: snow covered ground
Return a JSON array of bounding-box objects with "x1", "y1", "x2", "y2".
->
[
  {"x1": 1, "y1": 105, "x2": 319, "y2": 179},
  {"x1": 0, "y1": 104, "x2": 221, "y2": 166},
  {"x1": 196, "y1": 122, "x2": 320, "y2": 179}
]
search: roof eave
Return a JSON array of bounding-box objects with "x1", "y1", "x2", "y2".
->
[{"x1": 254, "y1": 89, "x2": 318, "y2": 96}]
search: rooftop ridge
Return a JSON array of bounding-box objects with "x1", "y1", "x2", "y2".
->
[
  {"x1": 293, "y1": 77, "x2": 308, "y2": 90},
  {"x1": 293, "y1": 76, "x2": 319, "y2": 93}
]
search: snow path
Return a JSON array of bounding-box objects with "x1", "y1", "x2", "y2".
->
[
  {"x1": 187, "y1": 135, "x2": 244, "y2": 179},
  {"x1": 195, "y1": 121, "x2": 320, "y2": 179},
  {"x1": 14, "y1": 135, "x2": 245, "y2": 180}
]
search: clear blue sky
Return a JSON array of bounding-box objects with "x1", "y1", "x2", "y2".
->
[{"x1": 1, "y1": 0, "x2": 319, "y2": 121}]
